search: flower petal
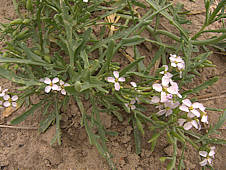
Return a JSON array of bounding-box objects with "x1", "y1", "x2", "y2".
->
[
  {"x1": 61, "y1": 89, "x2": 67, "y2": 95},
  {"x1": 182, "y1": 99, "x2": 192, "y2": 107},
  {"x1": 150, "y1": 96, "x2": 160, "y2": 104},
  {"x1": 201, "y1": 115, "x2": 208, "y2": 123},
  {"x1": 199, "y1": 159, "x2": 208, "y2": 166},
  {"x1": 106, "y1": 77, "x2": 115, "y2": 83},
  {"x1": 45, "y1": 86, "x2": 52, "y2": 93},
  {"x1": 209, "y1": 150, "x2": 215, "y2": 157},
  {"x1": 191, "y1": 120, "x2": 199, "y2": 129},
  {"x1": 130, "y1": 82, "x2": 137, "y2": 87},
  {"x1": 207, "y1": 158, "x2": 212, "y2": 165},
  {"x1": 157, "y1": 109, "x2": 166, "y2": 116},
  {"x1": 125, "y1": 103, "x2": 129, "y2": 109},
  {"x1": 130, "y1": 99, "x2": 136, "y2": 105},
  {"x1": 178, "y1": 119, "x2": 186, "y2": 126},
  {"x1": 131, "y1": 105, "x2": 136, "y2": 110},
  {"x1": 3, "y1": 101, "x2": 10, "y2": 107},
  {"x1": 52, "y1": 77, "x2": 59, "y2": 84},
  {"x1": 187, "y1": 112, "x2": 195, "y2": 118},
  {"x1": 179, "y1": 105, "x2": 189, "y2": 112},
  {"x1": 166, "y1": 110, "x2": 173, "y2": 116},
  {"x1": 171, "y1": 62, "x2": 177, "y2": 67},
  {"x1": 183, "y1": 122, "x2": 193, "y2": 130},
  {"x1": 12, "y1": 95, "x2": 18, "y2": 101},
  {"x1": 114, "y1": 82, "x2": 120, "y2": 91},
  {"x1": 191, "y1": 109, "x2": 200, "y2": 117},
  {"x1": 3, "y1": 94, "x2": 10, "y2": 101},
  {"x1": 60, "y1": 80, "x2": 65, "y2": 86},
  {"x1": 52, "y1": 84, "x2": 59, "y2": 91},
  {"x1": 199, "y1": 151, "x2": 208, "y2": 157},
  {"x1": 44, "y1": 77, "x2": 51, "y2": 85},
  {"x1": 12, "y1": 102, "x2": 17, "y2": 107},
  {"x1": 152, "y1": 83, "x2": 162, "y2": 92},
  {"x1": 113, "y1": 71, "x2": 119, "y2": 78},
  {"x1": 162, "y1": 76, "x2": 170, "y2": 87},
  {"x1": 160, "y1": 92, "x2": 168, "y2": 103},
  {"x1": 118, "y1": 77, "x2": 125, "y2": 82},
  {"x1": 64, "y1": 83, "x2": 70, "y2": 87}
]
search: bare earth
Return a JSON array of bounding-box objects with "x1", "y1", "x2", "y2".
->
[{"x1": 0, "y1": 0, "x2": 225, "y2": 169}]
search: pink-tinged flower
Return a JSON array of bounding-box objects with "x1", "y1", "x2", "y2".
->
[
  {"x1": 106, "y1": 71, "x2": 125, "y2": 91},
  {"x1": 199, "y1": 147, "x2": 215, "y2": 166},
  {"x1": 169, "y1": 54, "x2": 185, "y2": 78},
  {"x1": 0, "y1": 87, "x2": 8, "y2": 97},
  {"x1": 178, "y1": 118, "x2": 200, "y2": 130},
  {"x1": 152, "y1": 78, "x2": 181, "y2": 103},
  {"x1": 125, "y1": 99, "x2": 136, "y2": 111},
  {"x1": 57, "y1": 80, "x2": 70, "y2": 95},
  {"x1": 150, "y1": 96, "x2": 160, "y2": 104},
  {"x1": 160, "y1": 65, "x2": 173, "y2": 78},
  {"x1": 179, "y1": 99, "x2": 202, "y2": 117},
  {"x1": 156, "y1": 101, "x2": 180, "y2": 116},
  {"x1": 3, "y1": 94, "x2": 18, "y2": 108},
  {"x1": 44, "y1": 77, "x2": 59, "y2": 93},
  {"x1": 130, "y1": 82, "x2": 137, "y2": 88}
]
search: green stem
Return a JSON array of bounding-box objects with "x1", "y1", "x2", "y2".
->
[{"x1": 191, "y1": 24, "x2": 207, "y2": 40}]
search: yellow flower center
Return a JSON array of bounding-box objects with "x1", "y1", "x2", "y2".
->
[{"x1": 189, "y1": 106, "x2": 194, "y2": 110}]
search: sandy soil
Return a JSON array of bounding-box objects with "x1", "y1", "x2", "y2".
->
[{"x1": 0, "y1": 0, "x2": 225, "y2": 169}]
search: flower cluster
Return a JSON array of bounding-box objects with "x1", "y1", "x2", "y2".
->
[
  {"x1": 169, "y1": 54, "x2": 185, "y2": 78},
  {"x1": 0, "y1": 86, "x2": 18, "y2": 108},
  {"x1": 178, "y1": 99, "x2": 208, "y2": 130},
  {"x1": 199, "y1": 147, "x2": 215, "y2": 166},
  {"x1": 149, "y1": 55, "x2": 208, "y2": 131},
  {"x1": 40, "y1": 77, "x2": 70, "y2": 95},
  {"x1": 152, "y1": 63, "x2": 182, "y2": 117},
  {"x1": 106, "y1": 55, "x2": 208, "y2": 131}
]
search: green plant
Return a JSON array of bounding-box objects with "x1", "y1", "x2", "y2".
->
[{"x1": 0, "y1": 0, "x2": 225, "y2": 169}]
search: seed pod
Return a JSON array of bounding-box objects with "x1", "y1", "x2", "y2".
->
[
  {"x1": 44, "y1": 55, "x2": 51, "y2": 63},
  {"x1": 14, "y1": 29, "x2": 29, "y2": 40},
  {"x1": 23, "y1": 19, "x2": 31, "y2": 24},
  {"x1": 10, "y1": 18, "x2": 23, "y2": 25}
]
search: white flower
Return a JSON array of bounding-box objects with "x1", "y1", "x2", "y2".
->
[
  {"x1": 44, "y1": 77, "x2": 59, "y2": 93},
  {"x1": 179, "y1": 99, "x2": 201, "y2": 117},
  {"x1": 0, "y1": 87, "x2": 8, "y2": 97},
  {"x1": 169, "y1": 54, "x2": 185, "y2": 78},
  {"x1": 178, "y1": 118, "x2": 200, "y2": 130},
  {"x1": 160, "y1": 65, "x2": 173, "y2": 78},
  {"x1": 199, "y1": 147, "x2": 215, "y2": 166},
  {"x1": 152, "y1": 78, "x2": 181, "y2": 103},
  {"x1": 106, "y1": 71, "x2": 125, "y2": 91},
  {"x1": 125, "y1": 99, "x2": 136, "y2": 111},
  {"x1": 150, "y1": 96, "x2": 160, "y2": 104},
  {"x1": 3, "y1": 94, "x2": 18, "y2": 108},
  {"x1": 83, "y1": 0, "x2": 88, "y2": 2},
  {"x1": 130, "y1": 82, "x2": 137, "y2": 88},
  {"x1": 156, "y1": 101, "x2": 179, "y2": 116},
  {"x1": 58, "y1": 80, "x2": 70, "y2": 95}
]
